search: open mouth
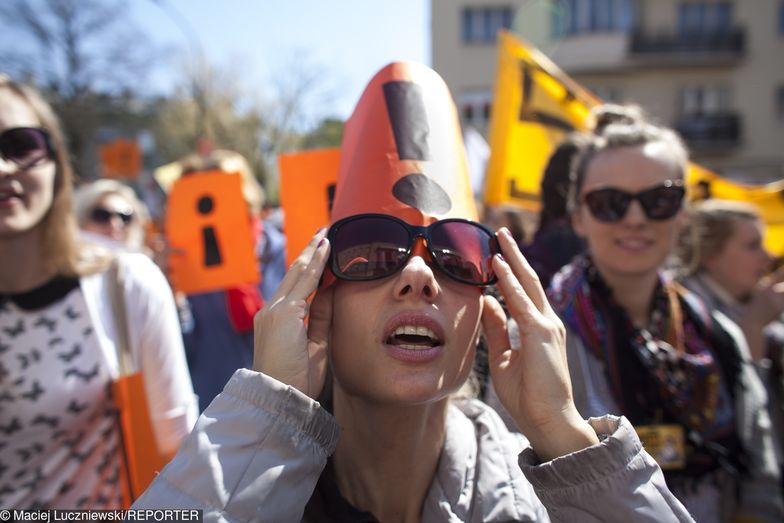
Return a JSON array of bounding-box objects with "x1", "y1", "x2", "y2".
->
[{"x1": 385, "y1": 325, "x2": 443, "y2": 350}]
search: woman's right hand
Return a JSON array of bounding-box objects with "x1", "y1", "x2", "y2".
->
[{"x1": 252, "y1": 229, "x2": 333, "y2": 398}]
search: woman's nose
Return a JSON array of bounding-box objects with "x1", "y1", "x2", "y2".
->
[
  {"x1": 622, "y1": 199, "x2": 647, "y2": 224},
  {"x1": 393, "y1": 238, "x2": 440, "y2": 301},
  {"x1": 0, "y1": 157, "x2": 19, "y2": 175}
]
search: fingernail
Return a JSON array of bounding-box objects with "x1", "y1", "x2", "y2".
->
[
  {"x1": 318, "y1": 238, "x2": 326, "y2": 248},
  {"x1": 496, "y1": 253, "x2": 506, "y2": 263},
  {"x1": 500, "y1": 227, "x2": 512, "y2": 240}
]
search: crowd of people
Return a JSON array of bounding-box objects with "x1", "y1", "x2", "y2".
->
[{"x1": 1, "y1": 61, "x2": 783, "y2": 522}]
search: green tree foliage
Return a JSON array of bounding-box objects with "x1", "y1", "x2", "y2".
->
[{"x1": 301, "y1": 118, "x2": 344, "y2": 150}]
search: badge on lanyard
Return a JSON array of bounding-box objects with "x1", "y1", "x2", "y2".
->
[{"x1": 635, "y1": 424, "x2": 686, "y2": 470}]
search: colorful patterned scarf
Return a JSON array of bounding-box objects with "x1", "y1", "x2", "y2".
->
[{"x1": 549, "y1": 255, "x2": 745, "y2": 476}]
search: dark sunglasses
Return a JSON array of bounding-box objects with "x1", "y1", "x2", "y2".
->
[
  {"x1": 582, "y1": 180, "x2": 685, "y2": 223},
  {"x1": 90, "y1": 207, "x2": 134, "y2": 225},
  {"x1": 328, "y1": 213, "x2": 500, "y2": 286},
  {"x1": 0, "y1": 127, "x2": 54, "y2": 170}
]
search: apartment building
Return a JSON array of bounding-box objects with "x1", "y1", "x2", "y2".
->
[{"x1": 432, "y1": 0, "x2": 784, "y2": 182}]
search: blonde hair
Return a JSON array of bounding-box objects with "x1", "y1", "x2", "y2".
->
[
  {"x1": 0, "y1": 75, "x2": 87, "y2": 277},
  {"x1": 677, "y1": 199, "x2": 763, "y2": 274},
  {"x1": 73, "y1": 179, "x2": 151, "y2": 249},
  {"x1": 591, "y1": 103, "x2": 646, "y2": 134},
  {"x1": 179, "y1": 149, "x2": 265, "y2": 216}
]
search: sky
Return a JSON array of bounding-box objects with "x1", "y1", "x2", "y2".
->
[{"x1": 129, "y1": 0, "x2": 431, "y2": 122}]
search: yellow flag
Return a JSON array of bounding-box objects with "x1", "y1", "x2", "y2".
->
[
  {"x1": 484, "y1": 30, "x2": 599, "y2": 210},
  {"x1": 687, "y1": 165, "x2": 784, "y2": 255},
  {"x1": 485, "y1": 30, "x2": 784, "y2": 256}
]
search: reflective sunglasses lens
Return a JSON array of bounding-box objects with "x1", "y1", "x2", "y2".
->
[
  {"x1": 430, "y1": 221, "x2": 497, "y2": 284},
  {"x1": 639, "y1": 186, "x2": 685, "y2": 220},
  {"x1": 583, "y1": 189, "x2": 631, "y2": 222},
  {"x1": 90, "y1": 208, "x2": 133, "y2": 225},
  {"x1": 0, "y1": 128, "x2": 49, "y2": 165},
  {"x1": 90, "y1": 208, "x2": 112, "y2": 224},
  {"x1": 332, "y1": 217, "x2": 410, "y2": 280}
]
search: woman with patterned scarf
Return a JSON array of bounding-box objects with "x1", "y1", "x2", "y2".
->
[{"x1": 548, "y1": 120, "x2": 782, "y2": 522}]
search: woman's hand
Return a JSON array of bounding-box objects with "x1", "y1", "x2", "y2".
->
[
  {"x1": 252, "y1": 229, "x2": 332, "y2": 398},
  {"x1": 482, "y1": 228, "x2": 598, "y2": 461}
]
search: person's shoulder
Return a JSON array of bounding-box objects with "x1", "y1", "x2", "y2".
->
[
  {"x1": 114, "y1": 251, "x2": 158, "y2": 270},
  {"x1": 113, "y1": 252, "x2": 168, "y2": 290}
]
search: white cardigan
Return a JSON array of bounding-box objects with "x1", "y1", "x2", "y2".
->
[{"x1": 79, "y1": 252, "x2": 198, "y2": 454}]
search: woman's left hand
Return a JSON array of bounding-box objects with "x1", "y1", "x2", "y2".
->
[{"x1": 482, "y1": 228, "x2": 599, "y2": 461}]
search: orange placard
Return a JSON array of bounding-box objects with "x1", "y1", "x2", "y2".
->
[
  {"x1": 166, "y1": 171, "x2": 259, "y2": 294},
  {"x1": 100, "y1": 139, "x2": 142, "y2": 179},
  {"x1": 278, "y1": 148, "x2": 341, "y2": 266}
]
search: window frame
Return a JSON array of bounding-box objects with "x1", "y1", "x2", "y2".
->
[{"x1": 461, "y1": 6, "x2": 514, "y2": 44}]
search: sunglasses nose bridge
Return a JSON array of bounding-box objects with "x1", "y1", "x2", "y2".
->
[
  {"x1": 409, "y1": 234, "x2": 432, "y2": 261},
  {"x1": 622, "y1": 195, "x2": 649, "y2": 221}
]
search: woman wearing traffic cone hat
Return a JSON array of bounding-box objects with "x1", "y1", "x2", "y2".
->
[{"x1": 134, "y1": 62, "x2": 691, "y2": 521}]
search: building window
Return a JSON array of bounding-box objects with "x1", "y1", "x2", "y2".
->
[
  {"x1": 679, "y1": 85, "x2": 731, "y2": 116},
  {"x1": 463, "y1": 105, "x2": 474, "y2": 122},
  {"x1": 460, "y1": 91, "x2": 493, "y2": 127},
  {"x1": 482, "y1": 102, "x2": 492, "y2": 121},
  {"x1": 678, "y1": 2, "x2": 732, "y2": 34},
  {"x1": 462, "y1": 6, "x2": 514, "y2": 43},
  {"x1": 552, "y1": 0, "x2": 634, "y2": 36},
  {"x1": 590, "y1": 0, "x2": 614, "y2": 31}
]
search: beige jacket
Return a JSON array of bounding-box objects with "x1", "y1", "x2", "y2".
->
[{"x1": 134, "y1": 369, "x2": 692, "y2": 522}]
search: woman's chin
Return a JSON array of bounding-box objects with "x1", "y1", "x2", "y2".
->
[{"x1": 336, "y1": 371, "x2": 465, "y2": 406}]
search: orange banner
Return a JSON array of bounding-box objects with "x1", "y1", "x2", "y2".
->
[
  {"x1": 166, "y1": 171, "x2": 259, "y2": 294},
  {"x1": 278, "y1": 148, "x2": 341, "y2": 267},
  {"x1": 100, "y1": 139, "x2": 142, "y2": 179}
]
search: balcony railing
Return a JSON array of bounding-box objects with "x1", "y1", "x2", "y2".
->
[
  {"x1": 630, "y1": 27, "x2": 745, "y2": 56},
  {"x1": 675, "y1": 113, "x2": 741, "y2": 148}
]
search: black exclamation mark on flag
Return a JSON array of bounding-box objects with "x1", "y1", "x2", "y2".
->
[
  {"x1": 383, "y1": 80, "x2": 451, "y2": 214},
  {"x1": 197, "y1": 195, "x2": 222, "y2": 267}
]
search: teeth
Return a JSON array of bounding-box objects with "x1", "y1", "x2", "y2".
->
[
  {"x1": 397, "y1": 344, "x2": 430, "y2": 350},
  {"x1": 618, "y1": 239, "x2": 648, "y2": 248},
  {"x1": 393, "y1": 325, "x2": 438, "y2": 340}
]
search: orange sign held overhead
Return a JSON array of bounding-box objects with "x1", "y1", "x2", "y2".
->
[
  {"x1": 278, "y1": 148, "x2": 341, "y2": 266},
  {"x1": 166, "y1": 171, "x2": 259, "y2": 294},
  {"x1": 100, "y1": 139, "x2": 142, "y2": 179}
]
